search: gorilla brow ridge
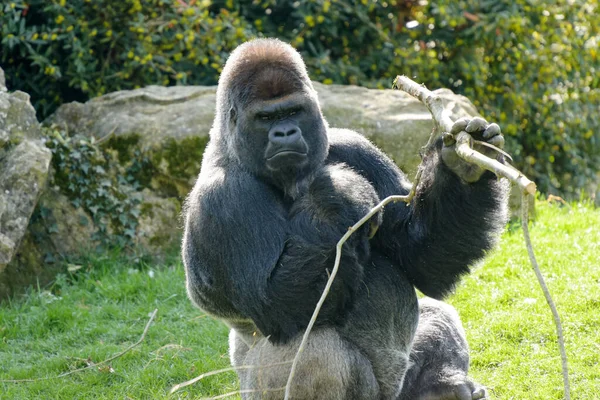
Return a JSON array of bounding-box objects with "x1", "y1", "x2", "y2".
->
[{"x1": 216, "y1": 39, "x2": 313, "y2": 115}]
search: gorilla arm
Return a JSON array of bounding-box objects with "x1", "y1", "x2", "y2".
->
[
  {"x1": 182, "y1": 165, "x2": 379, "y2": 344},
  {"x1": 326, "y1": 126, "x2": 508, "y2": 299}
]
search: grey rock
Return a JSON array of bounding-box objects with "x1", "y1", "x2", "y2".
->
[
  {"x1": 136, "y1": 189, "x2": 181, "y2": 255},
  {"x1": 0, "y1": 90, "x2": 42, "y2": 144},
  {"x1": 49, "y1": 82, "x2": 478, "y2": 180},
  {"x1": 315, "y1": 83, "x2": 478, "y2": 176},
  {"x1": 0, "y1": 66, "x2": 5, "y2": 92},
  {"x1": 47, "y1": 85, "x2": 216, "y2": 148},
  {"x1": 48, "y1": 85, "x2": 215, "y2": 198},
  {"x1": 0, "y1": 140, "x2": 52, "y2": 274},
  {"x1": 0, "y1": 78, "x2": 52, "y2": 298}
]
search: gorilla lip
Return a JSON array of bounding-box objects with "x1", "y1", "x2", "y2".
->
[{"x1": 266, "y1": 150, "x2": 308, "y2": 160}]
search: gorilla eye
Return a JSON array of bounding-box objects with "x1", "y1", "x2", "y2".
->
[{"x1": 258, "y1": 113, "x2": 273, "y2": 121}]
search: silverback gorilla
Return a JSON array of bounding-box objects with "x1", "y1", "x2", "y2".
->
[{"x1": 182, "y1": 38, "x2": 508, "y2": 399}]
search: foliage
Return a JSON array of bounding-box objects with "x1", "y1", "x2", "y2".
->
[
  {"x1": 1, "y1": 0, "x2": 598, "y2": 198},
  {"x1": 1, "y1": 201, "x2": 599, "y2": 398},
  {"x1": 230, "y1": 0, "x2": 599, "y2": 199},
  {"x1": 0, "y1": 0, "x2": 251, "y2": 117},
  {"x1": 410, "y1": 1, "x2": 600, "y2": 200},
  {"x1": 42, "y1": 126, "x2": 142, "y2": 247}
]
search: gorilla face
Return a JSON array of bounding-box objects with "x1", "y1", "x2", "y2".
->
[{"x1": 231, "y1": 87, "x2": 329, "y2": 188}]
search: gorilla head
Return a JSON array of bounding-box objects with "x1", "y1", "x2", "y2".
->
[{"x1": 214, "y1": 39, "x2": 329, "y2": 192}]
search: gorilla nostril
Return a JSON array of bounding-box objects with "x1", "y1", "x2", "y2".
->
[{"x1": 274, "y1": 131, "x2": 285, "y2": 138}]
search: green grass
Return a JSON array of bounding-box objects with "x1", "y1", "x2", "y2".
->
[
  {"x1": 451, "y1": 201, "x2": 600, "y2": 399},
  {"x1": 0, "y1": 201, "x2": 598, "y2": 399}
]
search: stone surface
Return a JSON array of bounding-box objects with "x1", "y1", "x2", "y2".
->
[
  {"x1": 315, "y1": 82, "x2": 478, "y2": 175},
  {"x1": 0, "y1": 76, "x2": 53, "y2": 297},
  {"x1": 0, "y1": 187, "x2": 98, "y2": 298},
  {"x1": 0, "y1": 90, "x2": 41, "y2": 144},
  {"x1": 47, "y1": 85, "x2": 216, "y2": 148},
  {"x1": 0, "y1": 66, "x2": 5, "y2": 92},
  {"x1": 0, "y1": 141, "x2": 52, "y2": 273},
  {"x1": 48, "y1": 82, "x2": 479, "y2": 185},
  {"x1": 136, "y1": 189, "x2": 182, "y2": 255}
]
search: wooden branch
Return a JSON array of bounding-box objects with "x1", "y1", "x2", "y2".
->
[
  {"x1": 1, "y1": 309, "x2": 158, "y2": 383},
  {"x1": 170, "y1": 361, "x2": 292, "y2": 394},
  {"x1": 394, "y1": 75, "x2": 536, "y2": 195},
  {"x1": 455, "y1": 132, "x2": 536, "y2": 195},
  {"x1": 521, "y1": 193, "x2": 571, "y2": 399}
]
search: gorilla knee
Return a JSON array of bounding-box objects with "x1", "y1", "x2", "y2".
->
[{"x1": 238, "y1": 329, "x2": 379, "y2": 400}]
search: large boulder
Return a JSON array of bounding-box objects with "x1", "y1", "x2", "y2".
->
[
  {"x1": 1, "y1": 79, "x2": 517, "y2": 299},
  {"x1": 0, "y1": 67, "x2": 53, "y2": 297},
  {"x1": 316, "y1": 82, "x2": 478, "y2": 175},
  {"x1": 48, "y1": 82, "x2": 478, "y2": 185}
]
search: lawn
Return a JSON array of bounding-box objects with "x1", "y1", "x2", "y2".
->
[{"x1": 0, "y1": 201, "x2": 598, "y2": 399}]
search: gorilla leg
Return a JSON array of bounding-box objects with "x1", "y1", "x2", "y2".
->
[
  {"x1": 399, "y1": 298, "x2": 486, "y2": 400},
  {"x1": 230, "y1": 328, "x2": 379, "y2": 400}
]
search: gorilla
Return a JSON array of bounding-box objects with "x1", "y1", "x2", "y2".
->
[{"x1": 182, "y1": 38, "x2": 508, "y2": 399}]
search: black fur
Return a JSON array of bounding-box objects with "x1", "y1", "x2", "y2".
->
[{"x1": 182, "y1": 38, "x2": 508, "y2": 399}]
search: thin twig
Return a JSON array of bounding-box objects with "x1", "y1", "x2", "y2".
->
[
  {"x1": 455, "y1": 132, "x2": 536, "y2": 195},
  {"x1": 1, "y1": 309, "x2": 158, "y2": 383},
  {"x1": 521, "y1": 193, "x2": 571, "y2": 399},
  {"x1": 170, "y1": 361, "x2": 292, "y2": 394}
]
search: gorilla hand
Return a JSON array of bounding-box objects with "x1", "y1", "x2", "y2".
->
[{"x1": 441, "y1": 117, "x2": 505, "y2": 183}]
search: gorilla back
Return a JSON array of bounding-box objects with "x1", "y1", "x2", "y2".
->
[{"x1": 182, "y1": 38, "x2": 508, "y2": 399}]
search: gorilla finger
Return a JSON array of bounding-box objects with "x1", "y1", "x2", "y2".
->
[
  {"x1": 442, "y1": 132, "x2": 456, "y2": 147},
  {"x1": 450, "y1": 118, "x2": 469, "y2": 134},
  {"x1": 465, "y1": 117, "x2": 488, "y2": 133},
  {"x1": 488, "y1": 134, "x2": 505, "y2": 149},
  {"x1": 482, "y1": 123, "x2": 501, "y2": 139}
]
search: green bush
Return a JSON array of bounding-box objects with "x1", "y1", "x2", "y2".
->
[
  {"x1": 0, "y1": 0, "x2": 252, "y2": 117},
  {"x1": 43, "y1": 126, "x2": 142, "y2": 247},
  {"x1": 413, "y1": 1, "x2": 600, "y2": 198},
  {"x1": 232, "y1": 0, "x2": 599, "y2": 199},
  {"x1": 1, "y1": 0, "x2": 598, "y2": 198}
]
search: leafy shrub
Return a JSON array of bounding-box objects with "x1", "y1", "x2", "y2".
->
[
  {"x1": 1, "y1": 0, "x2": 598, "y2": 198},
  {"x1": 43, "y1": 126, "x2": 142, "y2": 247},
  {"x1": 412, "y1": 1, "x2": 600, "y2": 198},
  {"x1": 1, "y1": 0, "x2": 251, "y2": 117},
  {"x1": 232, "y1": 0, "x2": 599, "y2": 199}
]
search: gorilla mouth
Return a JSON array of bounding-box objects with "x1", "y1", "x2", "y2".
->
[{"x1": 267, "y1": 150, "x2": 308, "y2": 160}]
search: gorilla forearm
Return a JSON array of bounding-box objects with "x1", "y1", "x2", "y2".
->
[
  {"x1": 259, "y1": 235, "x2": 363, "y2": 343},
  {"x1": 327, "y1": 129, "x2": 508, "y2": 299},
  {"x1": 184, "y1": 164, "x2": 379, "y2": 345},
  {"x1": 396, "y1": 143, "x2": 508, "y2": 298},
  {"x1": 258, "y1": 165, "x2": 381, "y2": 343}
]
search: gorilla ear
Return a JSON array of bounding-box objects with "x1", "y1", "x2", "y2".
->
[{"x1": 228, "y1": 106, "x2": 237, "y2": 125}]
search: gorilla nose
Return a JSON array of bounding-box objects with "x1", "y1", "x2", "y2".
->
[{"x1": 268, "y1": 123, "x2": 302, "y2": 144}]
